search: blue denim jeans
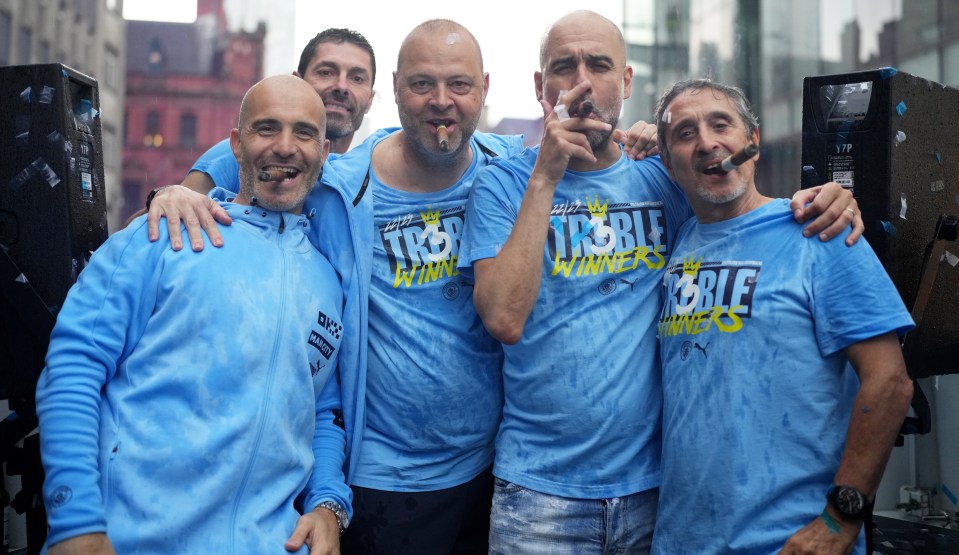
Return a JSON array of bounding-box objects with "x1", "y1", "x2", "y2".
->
[{"x1": 488, "y1": 478, "x2": 658, "y2": 555}]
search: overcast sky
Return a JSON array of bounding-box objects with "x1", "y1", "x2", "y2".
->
[{"x1": 124, "y1": 0, "x2": 624, "y2": 134}]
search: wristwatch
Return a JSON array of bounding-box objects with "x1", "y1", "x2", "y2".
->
[
  {"x1": 826, "y1": 484, "x2": 869, "y2": 519},
  {"x1": 145, "y1": 185, "x2": 172, "y2": 210},
  {"x1": 316, "y1": 500, "x2": 349, "y2": 535}
]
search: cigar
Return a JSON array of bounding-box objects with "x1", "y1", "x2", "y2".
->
[
  {"x1": 437, "y1": 125, "x2": 450, "y2": 151},
  {"x1": 574, "y1": 100, "x2": 594, "y2": 117},
  {"x1": 719, "y1": 143, "x2": 760, "y2": 172},
  {"x1": 257, "y1": 169, "x2": 289, "y2": 182}
]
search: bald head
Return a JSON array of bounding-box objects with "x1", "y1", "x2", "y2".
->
[
  {"x1": 238, "y1": 74, "x2": 326, "y2": 133},
  {"x1": 539, "y1": 10, "x2": 625, "y2": 70},
  {"x1": 392, "y1": 19, "x2": 489, "y2": 163},
  {"x1": 232, "y1": 75, "x2": 330, "y2": 213},
  {"x1": 398, "y1": 19, "x2": 484, "y2": 74}
]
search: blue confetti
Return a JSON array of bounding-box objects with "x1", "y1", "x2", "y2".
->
[
  {"x1": 879, "y1": 67, "x2": 898, "y2": 79},
  {"x1": 943, "y1": 483, "x2": 957, "y2": 506},
  {"x1": 879, "y1": 220, "x2": 897, "y2": 237},
  {"x1": 895, "y1": 101, "x2": 907, "y2": 117},
  {"x1": 935, "y1": 152, "x2": 942, "y2": 164}
]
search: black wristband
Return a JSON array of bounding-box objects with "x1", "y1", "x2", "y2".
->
[{"x1": 145, "y1": 185, "x2": 172, "y2": 210}]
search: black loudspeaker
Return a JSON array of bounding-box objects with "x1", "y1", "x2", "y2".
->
[
  {"x1": 0, "y1": 64, "x2": 108, "y2": 401},
  {"x1": 0, "y1": 63, "x2": 108, "y2": 310},
  {"x1": 801, "y1": 69, "x2": 959, "y2": 378}
]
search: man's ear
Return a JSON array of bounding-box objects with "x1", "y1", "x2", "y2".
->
[
  {"x1": 751, "y1": 128, "x2": 761, "y2": 161},
  {"x1": 230, "y1": 128, "x2": 242, "y2": 161},
  {"x1": 622, "y1": 65, "x2": 633, "y2": 100},
  {"x1": 362, "y1": 90, "x2": 375, "y2": 115},
  {"x1": 534, "y1": 71, "x2": 544, "y2": 102}
]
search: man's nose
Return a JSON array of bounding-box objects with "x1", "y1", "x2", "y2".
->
[
  {"x1": 272, "y1": 130, "x2": 297, "y2": 157},
  {"x1": 429, "y1": 84, "x2": 453, "y2": 110}
]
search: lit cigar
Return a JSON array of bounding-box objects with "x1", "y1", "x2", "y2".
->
[
  {"x1": 719, "y1": 143, "x2": 760, "y2": 172},
  {"x1": 257, "y1": 169, "x2": 289, "y2": 182},
  {"x1": 437, "y1": 125, "x2": 450, "y2": 151},
  {"x1": 574, "y1": 100, "x2": 595, "y2": 117}
]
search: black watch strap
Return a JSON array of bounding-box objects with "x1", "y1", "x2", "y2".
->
[
  {"x1": 826, "y1": 484, "x2": 870, "y2": 519},
  {"x1": 145, "y1": 185, "x2": 173, "y2": 210}
]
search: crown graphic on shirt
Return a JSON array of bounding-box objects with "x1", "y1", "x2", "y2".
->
[
  {"x1": 420, "y1": 207, "x2": 441, "y2": 226},
  {"x1": 586, "y1": 195, "x2": 608, "y2": 220},
  {"x1": 682, "y1": 255, "x2": 702, "y2": 275}
]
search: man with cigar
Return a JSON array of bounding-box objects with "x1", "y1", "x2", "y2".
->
[
  {"x1": 651, "y1": 79, "x2": 913, "y2": 555},
  {"x1": 146, "y1": 19, "x2": 523, "y2": 554},
  {"x1": 459, "y1": 10, "x2": 863, "y2": 553},
  {"x1": 149, "y1": 27, "x2": 377, "y2": 251},
  {"x1": 37, "y1": 75, "x2": 349, "y2": 555}
]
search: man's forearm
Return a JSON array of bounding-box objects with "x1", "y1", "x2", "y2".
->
[
  {"x1": 473, "y1": 175, "x2": 557, "y2": 344},
  {"x1": 834, "y1": 332, "x2": 913, "y2": 497}
]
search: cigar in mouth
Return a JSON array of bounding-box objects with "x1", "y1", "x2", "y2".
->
[
  {"x1": 257, "y1": 169, "x2": 290, "y2": 182},
  {"x1": 573, "y1": 100, "x2": 595, "y2": 117},
  {"x1": 704, "y1": 143, "x2": 760, "y2": 175},
  {"x1": 437, "y1": 125, "x2": 450, "y2": 151}
]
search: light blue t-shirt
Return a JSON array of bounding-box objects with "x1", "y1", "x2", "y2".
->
[
  {"x1": 653, "y1": 199, "x2": 914, "y2": 555},
  {"x1": 352, "y1": 132, "x2": 524, "y2": 491},
  {"x1": 459, "y1": 149, "x2": 693, "y2": 498}
]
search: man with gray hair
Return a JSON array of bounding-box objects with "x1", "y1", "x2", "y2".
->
[{"x1": 651, "y1": 78, "x2": 913, "y2": 554}]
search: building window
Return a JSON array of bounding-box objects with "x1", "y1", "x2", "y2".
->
[
  {"x1": 144, "y1": 111, "x2": 163, "y2": 148},
  {"x1": 104, "y1": 45, "x2": 120, "y2": 90},
  {"x1": 147, "y1": 38, "x2": 166, "y2": 72},
  {"x1": 86, "y1": 0, "x2": 96, "y2": 33},
  {"x1": 179, "y1": 113, "x2": 197, "y2": 147},
  {"x1": 18, "y1": 26, "x2": 32, "y2": 64},
  {"x1": 102, "y1": 123, "x2": 117, "y2": 169},
  {"x1": 39, "y1": 40, "x2": 50, "y2": 63},
  {"x1": 0, "y1": 12, "x2": 11, "y2": 65},
  {"x1": 122, "y1": 180, "x2": 143, "y2": 223}
]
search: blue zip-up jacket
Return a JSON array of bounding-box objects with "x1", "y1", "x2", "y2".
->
[{"x1": 36, "y1": 203, "x2": 351, "y2": 554}]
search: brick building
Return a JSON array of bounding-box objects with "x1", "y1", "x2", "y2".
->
[{"x1": 121, "y1": 0, "x2": 264, "y2": 221}]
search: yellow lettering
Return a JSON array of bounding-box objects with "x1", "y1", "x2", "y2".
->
[
  {"x1": 394, "y1": 263, "x2": 419, "y2": 288},
  {"x1": 584, "y1": 254, "x2": 604, "y2": 276},
  {"x1": 612, "y1": 251, "x2": 632, "y2": 273},
  {"x1": 552, "y1": 253, "x2": 577, "y2": 277},
  {"x1": 708, "y1": 306, "x2": 744, "y2": 333}
]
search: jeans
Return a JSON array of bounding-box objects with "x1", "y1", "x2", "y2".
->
[{"x1": 489, "y1": 478, "x2": 658, "y2": 555}]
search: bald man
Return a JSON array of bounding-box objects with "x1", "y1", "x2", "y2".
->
[
  {"x1": 459, "y1": 11, "x2": 862, "y2": 554},
  {"x1": 36, "y1": 75, "x2": 350, "y2": 555},
  {"x1": 145, "y1": 19, "x2": 526, "y2": 555},
  {"x1": 328, "y1": 20, "x2": 524, "y2": 554}
]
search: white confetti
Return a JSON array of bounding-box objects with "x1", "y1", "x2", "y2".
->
[
  {"x1": 899, "y1": 193, "x2": 907, "y2": 219},
  {"x1": 942, "y1": 250, "x2": 959, "y2": 267}
]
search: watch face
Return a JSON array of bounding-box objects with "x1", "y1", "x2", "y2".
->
[{"x1": 836, "y1": 487, "x2": 865, "y2": 515}]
